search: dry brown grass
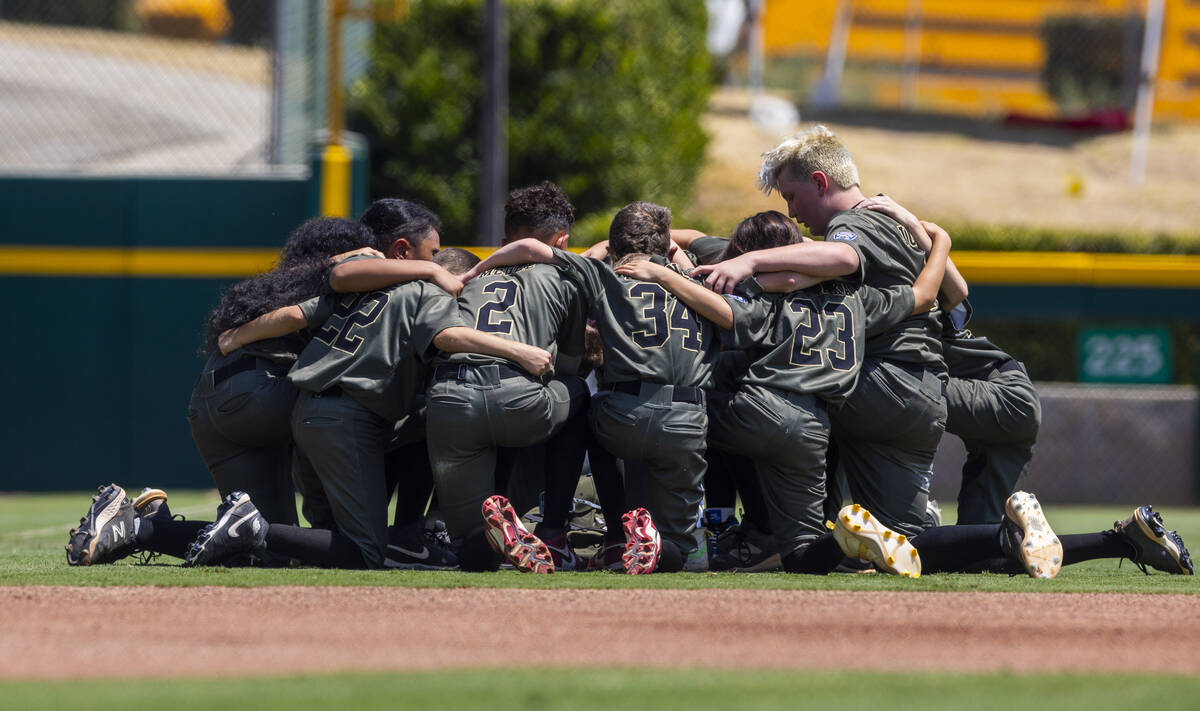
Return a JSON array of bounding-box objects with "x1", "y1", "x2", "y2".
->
[{"x1": 690, "y1": 87, "x2": 1200, "y2": 239}]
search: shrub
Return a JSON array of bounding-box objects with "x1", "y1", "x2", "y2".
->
[{"x1": 349, "y1": 0, "x2": 711, "y2": 245}]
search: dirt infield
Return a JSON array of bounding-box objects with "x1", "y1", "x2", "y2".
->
[{"x1": 3, "y1": 586, "x2": 1197, "y2": 679}]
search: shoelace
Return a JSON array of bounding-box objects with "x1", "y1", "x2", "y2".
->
[{"x1": 136, "y1": 512, "x2": 187, "y2": 566}]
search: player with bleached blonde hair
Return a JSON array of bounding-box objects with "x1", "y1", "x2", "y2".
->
[{"x1": 757, "y1": 124, "x2": 860, "y2": 195}]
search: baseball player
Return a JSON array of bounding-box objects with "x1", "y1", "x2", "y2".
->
[
  {"x1": 372, "y1": 182, "x2": 589, "y2": 573},
  {"x1": 187, "y1": 217, "x2": 380, "y2": 534},
  {"x1": 697, "y1": 125, "x2": 954, "y2": 541},
  {"x1": 466, "y1": 201, "x2": 730, "y2": 573},
  {"x1": 855, "y1": 195, "x2": 1040, "y2": 526}
]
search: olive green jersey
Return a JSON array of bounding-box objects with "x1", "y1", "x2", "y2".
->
[
  {"x1": 825, "y1": 209, "x2": 944, "y2": 370},
  {"x1": 938, "y1": 301, "x2": 1012, "y2": 379},
  {"x1": 722, "y1": 280, "x2": 867, "y2": 404},
  {"x1": 554, "y1": 249, "x2": 717, "y2": 389},
  {"x1": 689, "y1": 235, "x2": 731, "y2": 265},
  {"x1": 289, "y1": 281, "x2": 462, "y2": 421},
  {"x1": 440, "y1": 262, "x2": 586, "y2": 369}
]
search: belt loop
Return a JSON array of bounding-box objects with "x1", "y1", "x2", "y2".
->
[{"x1": 457, "y1": 364, "x2": 469, "y2": 381}]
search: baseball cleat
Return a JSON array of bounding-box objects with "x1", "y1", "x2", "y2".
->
[
  {"x1": 481, "y1": 495, "x2": 554, "y2": 573},
  {"x1": 709, "y1": 524, "x2": 782, "y2": 572},
  {"x1": 832, "y1": 503, "x2": 921, "y2": 578},
  {"x1": 383, "y1": 521, "x2": 459, "y2": 570},
  {"x1": 1001, "y1": 491, "x2": 1062, "y2": 579},
  {"x1": 1112, "y1": 506, "x2": 1194, "y2": 575},
  {"x1": 587, "y1": 540, "x2": 626, "y2": 571},
  {"x1": 183, "y1": 492, "x2": 268, "y2": 567},
  {"x1": 621, "y1": 507, "x2": 662, "y2": 575},
  {"x1": 538, "y1": 528, "x2": 582, "y2": 572},
  {"x1": 133, "y1": 488, "x2": 171, "y2": 522},
  {"x1": 65, "y1": 484, "x2": 137, "y2": 566},
  {"x1": 923, "y1": 498, "x2": 943, "y2": 530}
]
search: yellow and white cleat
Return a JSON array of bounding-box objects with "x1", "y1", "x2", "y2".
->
[
  {"x1": 832, "y1": 504, "x2": 921, "y2": 578},
  {"x1": 1002, "y1": 491, "x2": 1063, "y2": 579}
]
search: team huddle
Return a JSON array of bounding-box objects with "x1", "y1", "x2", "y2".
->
[{"x1": 65, "y1": 126, "x2": 1193, "y2": 578}]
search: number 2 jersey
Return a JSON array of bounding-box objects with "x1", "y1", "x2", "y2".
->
[
  {"x1": 724, "y1": 280, "x2": 916, "y2": 406},
  {"x1": 554, "y1": 249, "x2": 717, "y2": 389},
  {"x1": 289, "y1": 280, "x2": 463, "y2": 422},
  {"x1": 436, "y1": 261, "x2": 587, "y2": 371}
]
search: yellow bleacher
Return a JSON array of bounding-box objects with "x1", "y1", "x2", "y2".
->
[{"x1": 763, "y1": 0, "x2": 1200, "y2": 120}]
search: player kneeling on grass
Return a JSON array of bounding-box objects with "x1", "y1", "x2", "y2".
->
[
  {"x1": 66, "y1": 249, "x2": 552, "y2": 569},
  {"x1": 465, "y1": 202, "x2": 729, "y2": 573}
]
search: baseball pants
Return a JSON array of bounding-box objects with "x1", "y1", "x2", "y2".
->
[
  {"x1": 830, "y1": 359, "x2": 947, "y2": 538},
  {"x1": 188, "y1": 352, "x2": 300, "y2": 526},
  {"x1": 589, "y1": 383, "x2": 707, "y2": 561},
  {"x1": 945, "y1": 362, "x2": 1041, "y2": 524},
  {"x1": 708, "y1": 384, "x2": 830, "y2": 559},
  {"x1": 291, "y1": 388, "x2": 392, "y2": 568},
  {"x1": 425, "y1": 363, "x2": 589, "y2": 545}
]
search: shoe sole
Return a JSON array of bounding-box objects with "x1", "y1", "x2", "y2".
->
[
  {"x1": 621, "y1": 508, "x2": 662, "y2": 575},
  {"x1": 482, "y1": 497, "x2": 554, "y2": 574},
  {"x1": 1006, "y1": 492, "x2": 1062, "y2": 579},
  {"x1": 833, "y1": 504, "x2": 921, "y2": 578},
  {"x1": 184, "y1": 494, "x2": 257, "y2": 567},
  {"x1": 68, "y1": 486, "x2": 129, "y2": 566},
  {"x1": 1132, "y1": 508, "x2": 1189, "y2": 574}
]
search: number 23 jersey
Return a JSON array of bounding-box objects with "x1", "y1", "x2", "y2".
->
[
  {"x1": 289, "y1": 281, "x2": 463, "y2": 422},
  {"x1": 724, "y1": 281, "x2": 870, "y2": 405}
]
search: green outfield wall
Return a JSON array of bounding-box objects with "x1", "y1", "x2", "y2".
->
[{"x1": 1, "y1": 175, "x2": 1199, "y2": 491}]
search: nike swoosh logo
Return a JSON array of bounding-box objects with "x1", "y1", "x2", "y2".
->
[
  {"x1": 388, "y1": 543, "x2": 430, "y2": 560},
  {"x1": 227, "y1": 512, "x2": 256, "y2": 539}
]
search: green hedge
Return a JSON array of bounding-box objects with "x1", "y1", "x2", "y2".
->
[
  {"x1": 348, "y1": 0, "x2": 711, "y2": 245},
  {"x1": 940, "y1": 223, "x2": 1200, "y2": 255}
]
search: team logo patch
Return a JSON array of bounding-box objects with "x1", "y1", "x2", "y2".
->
[{"x1": 830, "y1": 230, "x2": 857, "y2": 242}]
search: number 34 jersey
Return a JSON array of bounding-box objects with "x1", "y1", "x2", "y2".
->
[
  {"x1": 555, "y1": 249, "x2": 717, "y2": 389},
  {"x1": 289, "y1": 281, "x2": 463, "y2": 422},
  {"x1": 724, "y1": 280, "x2": 871, "y2": 406}
]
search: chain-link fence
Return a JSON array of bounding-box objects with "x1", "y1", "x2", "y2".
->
[{"x1": 0, "y1": 0, "x2": 376, "y2": 174}]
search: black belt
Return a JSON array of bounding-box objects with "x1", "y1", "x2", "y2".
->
[
  {"x1": 607, "y1": 381, "x2": 704, "y2": 404},
  {"x1": 313, "y1": 385, "x2": 342, "y2": 398},
  {"x1": 433, "y1": 363, "x2": 527, "y2": 381},
  {"x1": 211, "y1": 356, "x2": 283, "y2": 387},
  {"x1": 995, "y1": 358, "x2": 1022, "y2": 374}
]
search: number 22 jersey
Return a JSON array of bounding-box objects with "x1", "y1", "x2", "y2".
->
[{"x1": 289, "y1": 280, "x2": 463, "y2": 422}]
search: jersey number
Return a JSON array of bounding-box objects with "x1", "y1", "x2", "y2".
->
[
  {"x1": 475, "y1": 280, "x2": 519, "y2": 334},
  {"x1": 314, "y1": 292, "x2": 389, "y2": 355},
  {"x1": 788, "y1": 298, "x2": 856, "y2": 371},
  {"x1": 629, "y1": 283, "x2": 702, "y2": 350}
]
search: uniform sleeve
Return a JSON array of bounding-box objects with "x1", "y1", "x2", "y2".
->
[
  {"x1": 411, "y1": 287, "x2": 466, "y2": 362},
  {"x1": 721, "y1": 293, "x2": 775, "y2": 349},
  {"x1": 689, "y1": 235, "x2": 730, "y2": 265},
  {"x1": 859, "y1": 285, "x2": 915, "y2": 338},
  {"x1": 824, "y1": 213, "x2": 875, "y2": 285},
  {"x1": 552, "y1": 248, "x2": 606, "y2": 307},
  {"x1": 297, "y1": 295, "x2": 332, "y2": 330}
]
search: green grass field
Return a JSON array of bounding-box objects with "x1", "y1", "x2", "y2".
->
[
  {"x1": 2, "y1": 490, "x2": 1195, "y2": 593},
  {"x1": 2, "y1": 669, "x2": 1200, "y2": 711},
  {"x1": 3, "y1": 491, "x2": 1197, "y2": 710}
]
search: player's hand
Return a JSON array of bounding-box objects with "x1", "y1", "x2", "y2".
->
[
  {"x1": 859, "y1": 195, "x2": 930, "y2": 250},
  {"x1": 329, "y1": 247, "x2": 385, "y2": 264},
  {"x1": 431, "y1": 265, "x2": 464, "y2": 297},
  {"x1": 668, "y1": 241, "x2": 695, "y2": 270},
  {"x1": 217, "y1": 327, "x2": 242, "y2": 356},
  {"x1": 692, "y1": 256, "x2": 754, "y2": 294},
  {"x1": 921, "y1": 220, "x2": 950, "y2": 247},
  {"x1": 580, "y1": 240, "x2": 610, "y2": 261},
  {"x1": 513, "y1": 344, "x2": 554, "y2": 377},
  {"x1": 614, "y1": 259, "x2": 667, "y2": 283}
]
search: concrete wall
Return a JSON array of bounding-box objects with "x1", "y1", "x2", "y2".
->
[{"x1": 932, "y1": 383, "x2": 1200, "y2": 507}]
